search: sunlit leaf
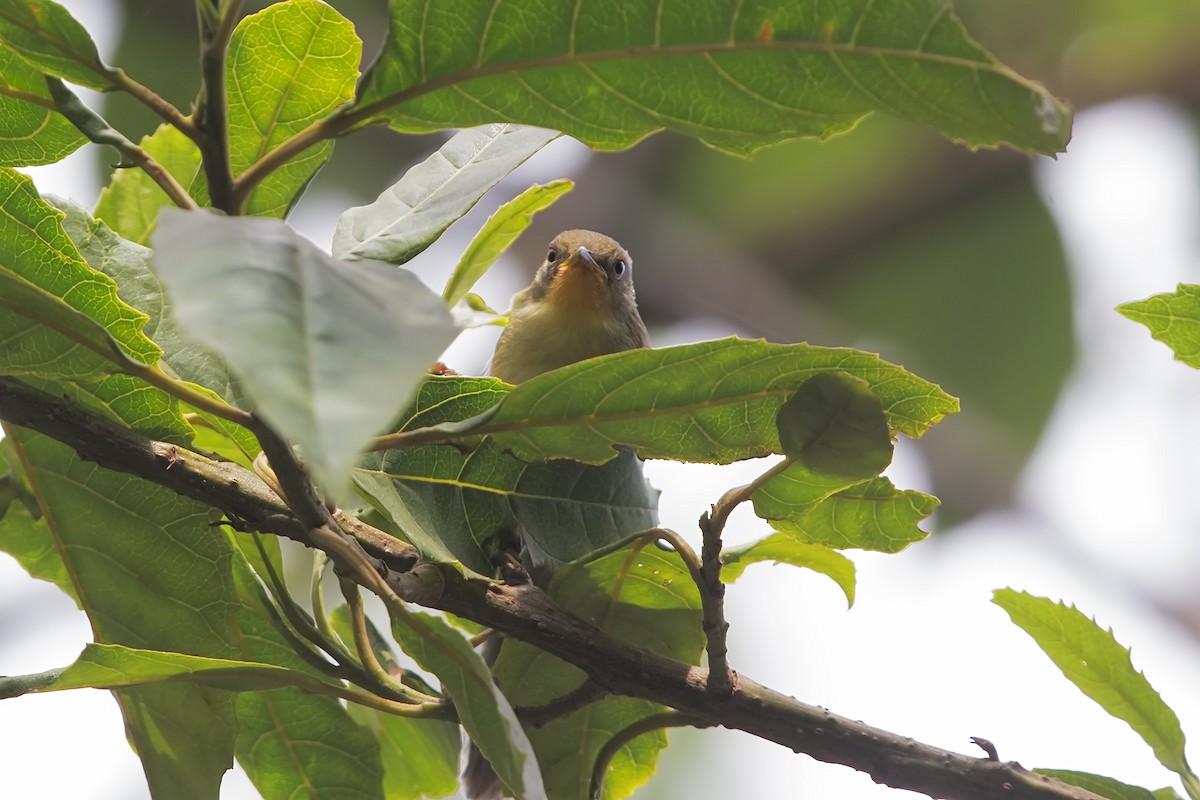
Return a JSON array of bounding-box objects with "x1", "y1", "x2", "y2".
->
[
  {"x1": 443, "y1": 179, "x2": 573, "y2": 306},
  {"x1": 151, "y1": 210, "x2": 458, "y2": 499},
  {"x1": 333, "y1": 124, "x2": 557, "y2": 263},
  {"x1": 0, "y1": 48, "x2": 84, "y2": 166},
  {"x1": 0, "y1": 168, "x2": 190, "y2": 442},
  {"x1": 94, "y1": 124, "x2": 203, "y2": 245},
  {"x1": 0, "y1": 0, "x2": 113, "y2": 90},
  {"x1": 722, "y1": 535, "x2": 855, "y2": 605},
  {"x1": 227, "y1": 0, "x2": 361, "y2": 217},
  {"x1": 465, "y1": 338, "x2": 956, "y2": 465},
  {"x1": 356, "y1": 0, "x2": 1071, "y2": 156},
  {"x1": 994, "y1": 590, "x2": 1191, "y2": 777},
  {"x1": 1118, "y1": 284, "x2": 1200, "y2": 369},
  {"x1": 769, "y1": 476, "x2": 937, "y2": 553}
]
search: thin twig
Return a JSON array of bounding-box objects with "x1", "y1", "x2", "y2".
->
[
  {"x1": 516, "y1": 680, "x2": 607, "y2": 728},
  {"x1": 107, "y1": 68, "x2": 200, "y2": 141},
  {"x1": 340, "y1": 577, "x2": 440, "y2": 704},
  {"x1": 44, "y1": 78, "x2": 197, "y2": 210}
]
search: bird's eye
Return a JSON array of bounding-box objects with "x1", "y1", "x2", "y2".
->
[
  {"x1": 613, "y1": 259, "x2": 627, "y2": 278},
  {"x1": 547, "y1": 249, "x2": 558, "y2": 262}
]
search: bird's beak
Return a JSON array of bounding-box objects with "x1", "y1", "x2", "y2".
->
[{"x1": 560, "y1": 245, "x2": 603, "y2": 275}]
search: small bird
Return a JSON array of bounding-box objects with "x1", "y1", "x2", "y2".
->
[
  {"x1": 465, "y1": 230, "x2": 649, "y2": 800},
  {"x1": 489, "y1": 229, "x2": 650, "y2": 384}
]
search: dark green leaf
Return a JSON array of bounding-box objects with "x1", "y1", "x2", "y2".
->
[
  {"x1": 227, "y1": 0, "x2": 361, "y2": 217},
  {"x1": 1118, "y1": 285, "x2": 1200, "y2": 369},
  {"x1": 994, "y1": 590, "x2": 1190, "y2": 776},
  {"x1": 443, "y1": 179, "x2": 574, "y2": 306},
  {"x1": 0, "y1": 47, "x2": 84, "y2": 165},
  {"x1": 721, "y1": 535, "x2": 855, "y2": 605},
  {"x1": 355, "y1": 376, "x2": 658, "y2": 575},
  {"x1": 94, "y1": 123, "x2": 204, "y2": 245},
  {"x1": 388, "y1": 606, "x2": 544, "y2": 799},
  {"x1": 333, "y1": 124, "x2": 558, "y2": 263},
  {"x1": 495, "y1": 537, "x2": 703, "y2": 798},
  {"x1": 356, "y1": 0, "x2": 1070, "y2": 156},
  {"x1": 151, "y1": 210, "x2": 458, "y2": 499},
  {"x1": 1035, "y1": 769, "x2": 1159, "y2": 800},
  {"x1": 0, "y1": 0, "x2": 113, "y2": 90},
  {"x1": 0, "y1": 168, "x2": 190, "y2": 442},
  {"x1": 474, "y1": 337, "x2": 956, "y2": 465},
  {"x1": 752, "y1": 372, "x2": 893, "y2": 520},
  {"x1": 769, "y1": 476, "x2": 937, "y2": 553}
]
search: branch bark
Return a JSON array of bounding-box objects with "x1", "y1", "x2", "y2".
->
[{"x1": 0, "y1": 376, "x2": 1109, "y2": 800}]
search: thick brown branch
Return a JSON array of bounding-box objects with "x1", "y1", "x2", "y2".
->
[{"x1": 0, "y1": 376, "x2": 1108, "y2": 800}]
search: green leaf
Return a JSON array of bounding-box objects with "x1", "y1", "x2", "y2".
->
[
  {"x1": 473, "y1": 337, "x2": 956, "y2": 465},
  {"x1": 5, "y1": 428, "x2": 242, "y2": 800},
  {"x1": 227, "y1": 0, "x2": 361, "y2": 217},
  {"x1": 333, "y1": 124, "x2": 558, "y2": 264},
  {"x1": 94, "y1": 123, "x2": 203, "y2": 245},
  {"x1": 752, "y1": 372, "x2": 893, "y2": 520},
  {"x1": 1118, "y1": 284, "x2": 1200, "y2": 369},
  {"x1": 356, "y1": 0, "x2": 1071, "y2": 156},
  {"x1": 0, "y1": 439, "x2": 75, "y2": 601},
  {"x1": 0, "y1": 168, "x2": 190, "y2": 442},
  {"x1": 0, "y1": 48, "x2": 84, "y2": 165},
  {"x1": 443, "y1": 179, "x2": 574, "y2": 306},
  {"x1": 331, "y1": 606, "x2": 461, "y2": 800},
  {"x1": 0, "y1": 0, "x2": 114, "y2": 90},
  {"x1": 0, "y1": 642, "x2": 315, "y2": 696},
  {"x1": 769, "y1": 476, "x2": 937, "y2": 553},
  {"x1": 52, "y1": 195, "x2": 250, "y2": 409},
  {"x1": 993, "y1": 590, "x2": 1192, "y2": 777},
  {"x1": 354, "y1": 376, "x2": 658, "y2": 576},
  {"x1": 150, "y1": 210, "x2": 459, "y2": 499},
  {"x1": 1035, "y1": 770, "x2": 1159, "y2": 800},
  {"x1": 494, "y1": 538, "x2": 703, "y2": 799},
  {"x1": 388, "y1": 606, "x2": 545, "y2": 800},
  {"x1": 721, "y1": 535, "x2": 855, "y2": 605}
]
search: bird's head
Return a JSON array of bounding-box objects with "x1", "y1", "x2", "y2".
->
[{"x1": 517, "y1": 229, "x2": 637, "y2": 320}]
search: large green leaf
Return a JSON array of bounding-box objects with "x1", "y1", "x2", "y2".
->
[
  {"x1": 751, "y1": 372, "x2": 893, "y2": 520},
  {"x1": 994, "y1": 590, "x2": 1192, "y2": 778},
  {"x1": 388, "y1": 606, "x2": 545, "y2": 800},
  {"x1": 4, "y1": 428, "x2": 242, "y2": 800},
  {"x1": 227, "y1": 0, "x2": 361, "y2": 217},
  {"x1": 94, "y1": 124, "x2": 203, "y2": 245},
  {"x1": 0, "y1": 0, "x2": 113, "y2": 90},
  {"x1": 0, "y1": 47, "x2": 84, "y2": 166},
  {"x1": 356, "y1": 0, "x2": 1070, "y2": 156},
  {"x1": 0, "y1": 439, "x2": 75, "y2": 602},
  {"x1": 333, "y1": 124, "x2": 557, "y2": 264},
  {"x1": 769, "y1": 476, "x2": 937, "y2": 553},
  {"x1": 494, "y1": 538, "x2": 703, "y2": 799},
  {"x1": 150, "y1": 209, "x2": 458, "y2": 499},
  {"x1": 1035, "y1": 770, "x2": 1160, "y2": 800},
  {"x1": 355, "y1": 376, "x2": 658, "y2": 576},
  {"x1": 463, "y1": 338, "x2": 956, "y2": 465},
  {"x1": 0, "y1": 168, "x2": 190, "y2": 442},
  {"x1": 443, "y1": 179, "x2": 574, "y2": 307},
  {"x1": 1118, "y1": 285, "x2": 1200, "y2": 370}
]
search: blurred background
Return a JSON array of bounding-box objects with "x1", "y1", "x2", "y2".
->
[{"x1": 5, "y1": 0, "x2": 1200, "y2": 797}]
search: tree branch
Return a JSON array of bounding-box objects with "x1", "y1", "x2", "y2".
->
[
  {"x1": 0, "y1": 375, "x2": 1110, "y2": 800},
  {"x1": 193, "y1": 0, "x2": 242, "y2": 213}
]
